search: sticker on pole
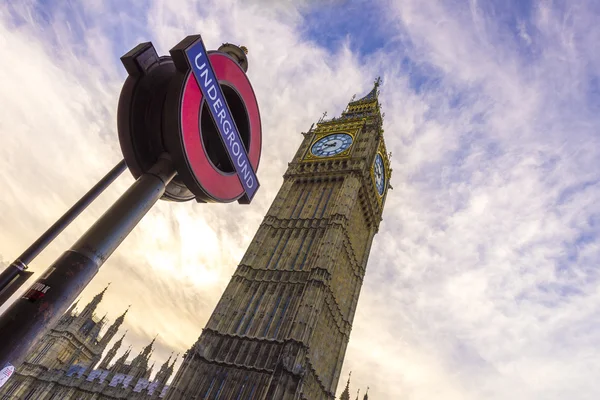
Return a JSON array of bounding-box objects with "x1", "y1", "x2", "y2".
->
[{"x1": 0, "y1": 364, "x2": 15, "y2": 388}]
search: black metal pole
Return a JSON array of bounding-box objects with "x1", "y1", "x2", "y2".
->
[
  {"x1": 0, "y1": 156, "x2": 176, "y2": 369},
  {"x1": 0, "y1": 271, "x2": 33, "y2": 309},
  {"x1": 0, "y1": 159, "x2": 127, "y2": 306}
]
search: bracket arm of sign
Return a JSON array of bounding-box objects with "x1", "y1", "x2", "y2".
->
[{"x1": 170, "y1": 35, "x2": 259, "y2": 204}]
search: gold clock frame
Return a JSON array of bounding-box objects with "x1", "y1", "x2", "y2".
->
[
  {"x1": 370, "y1": 139, "x2": 391, "y2": 203},
  {"x1": 304, "y1": 131, "x2": 356, "y2": 161}
]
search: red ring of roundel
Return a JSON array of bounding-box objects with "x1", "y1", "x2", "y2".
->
[{"x1": 180, "y1": 53, "x2": 261, "y2": 202}]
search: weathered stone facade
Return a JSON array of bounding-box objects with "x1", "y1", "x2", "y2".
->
[
  {"x1": 165, "y1": 80, "x2": 391, "y2": 399},
  {"x1": 0, "y1": 287, "x2": 174, "y2": 399}
]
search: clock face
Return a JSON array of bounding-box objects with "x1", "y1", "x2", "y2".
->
[
  {"x1": 310, "y1": 133, "x2": 353, "y2": 158},
  {"x1": 374, "y1": 153, "x2": 385, "y2": 196}
]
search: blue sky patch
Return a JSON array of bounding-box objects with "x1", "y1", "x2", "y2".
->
[{"x1": 299, "y1": 0, "x2": 392, "y2": 58}]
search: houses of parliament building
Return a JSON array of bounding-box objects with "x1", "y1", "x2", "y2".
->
[{"x1": 0, "y1": 77, "x2": 390, "y2": 400}]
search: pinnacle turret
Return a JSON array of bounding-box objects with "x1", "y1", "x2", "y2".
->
[
  {"x1": 142, "y1": 335, "x2": 157, "y2": 358},
  {"x1": 331, "y1": 77, "x2": 384, "y2": 129},
  {"x1": 153, "y1": 352, "x2": 176, "y2": 385},
  {"x1": 351, "y1": 76, "x2": 381, "y2": 104},
  {"x1": 145, "y1": 361, "x2": 155, "y2": 379},
  {"x1": 91, "y1": 284, "x2": 110, "y2": 305},
  {"x1": 340, "y1": 372, "x2": 351, "y2": 400},
  {"x1": 131, "y1": 335, "x2": 156, "y2": 368},
  {"x1": 114, "y1": 305, "x2": 130, "y2": 326},
  {"x1": 100, "y1": 331, "x2": 126, "y2": 369},
  {"x1": 78, "y1": 284, "x2": 110, "y2": 322},
  {"x1": 114, "y1": 345, "x2": 131, "y2": 366},
  {"x1": 99, "y1": 306, "x2": 129, "y2": 347}
]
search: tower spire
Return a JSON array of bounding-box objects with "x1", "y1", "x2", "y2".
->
[
  {"x1": 340, "y1": 372, "x2": 351, "y2": 400},
  {"x1": 114, "y1": 345, "x2": 131, "y2": 366},
  {"x1": 132, "y1": 334, "x2": 157, "y2": 367},
  {"x1": 170, "y1": 353, "x2": 179, "y2": 369},
  {"x1": 363, "y1": 387, "x2": 369, "y2": 400},
  {"x1": 145, "y1": 334, "x2": 157, "y2": 353},
  {"x1": 78, "y1": 284, "x2": 110, "y2": 322},
  {"x1": 352, "y1": 77, "x2": 381, "y2": 103},
  {"x1": 146, "y1": 361, "x2": 156, "y2": 379},
  {"x1": 99, "y1": 305, "x2": 129, "y2": 347},
  {"x1": 114, "y1": 305, "x2": 130, "y2": 326},
  {"x1": 165, "y1": 351, "x2": 174, "y2": 365},
  {"x1": 100, "y1": 330, "x2": 127, "y2": 369}
]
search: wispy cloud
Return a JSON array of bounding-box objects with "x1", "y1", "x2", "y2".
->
[{"x1": 1, "y1": 0, "x2": 600, "y2": 398}]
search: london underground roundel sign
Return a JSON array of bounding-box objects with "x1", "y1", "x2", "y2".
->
[
  {"x1": 165, "y1": 35, "x2": 262, "y2": 204},
  {"x1": 117, "y1": 35, "x2": 261, "y2": 204}
]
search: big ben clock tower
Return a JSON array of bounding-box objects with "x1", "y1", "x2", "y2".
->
[{"x1": 166, "y1": 79, "x2": 391, "y2": 400}]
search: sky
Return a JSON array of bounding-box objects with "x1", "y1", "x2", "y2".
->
[{"x1": 1, "y1": 0, "x2": 600, "y2": 399}]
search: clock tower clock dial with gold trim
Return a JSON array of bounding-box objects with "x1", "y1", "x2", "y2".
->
[
  {"x1": 373, "y1": 153, "x2": 385, "y2": 195},
  {"x1": 311, "y1": 133, "x2": 353, "y2": 157}
]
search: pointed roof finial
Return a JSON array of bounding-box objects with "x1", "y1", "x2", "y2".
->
[
  {"x1": 99, "y1": 283, "x2": 109, "y2": 295},
  {"x1": 363, "y1": 387, "x2": 369, "y2": 400},
  {"x1": 98, "y1": 283, "x2": 110, "y2": 295},
  {"x1": 354, "y1": 78, "x2": 382, "y2": 103},
  {"x1": 111, "y1": 305, "x2": 129, "y2": 328},
  {"x1": 318, "y1": 111, "x2": 328, "y2": 123},
  {"x1": 91, "y1": 283, "x2": 109, "y2": 302},
  {"x1": 340, "y1": 372, "x2": 352, "y2": 400},
  {"x1": 167, "y1": 353, "x2": 179, "y2": 370},
  {"x1": 142, "y1": 334, "x2": 158, "y2": 355}
]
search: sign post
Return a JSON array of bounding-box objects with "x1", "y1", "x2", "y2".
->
[
  {"x1": 0, "y1": 157, "x2": 176, "y2": 370},
  {"x1": 0, "y1": 160, "x2": 127, "y2": 309}
]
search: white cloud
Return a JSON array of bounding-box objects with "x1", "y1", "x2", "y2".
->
[{"x1": 1, "y1": 0, "x2": 600, "y2": 398}]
